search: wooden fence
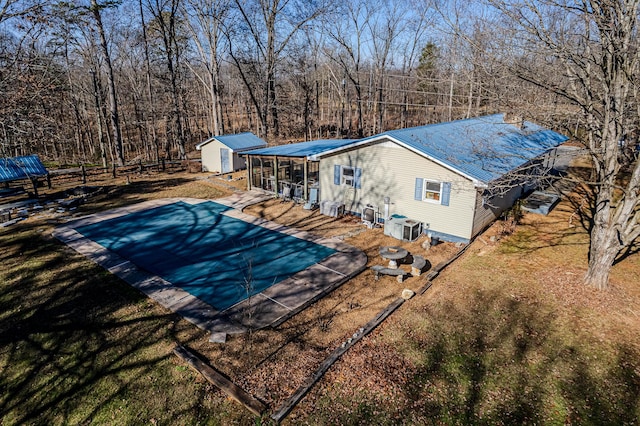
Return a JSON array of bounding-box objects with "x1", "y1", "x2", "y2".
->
[{"x1": 46, "y1": 159, "x2": 199, "y2": 186}]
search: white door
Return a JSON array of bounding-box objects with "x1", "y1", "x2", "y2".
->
[{"x1": 220, "y1": 148, "x2": 231, "y2": 173}]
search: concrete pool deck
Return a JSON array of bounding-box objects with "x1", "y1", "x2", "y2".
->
[{"x1": 53, "y1": 193, "x2": 367, "y2": 341}]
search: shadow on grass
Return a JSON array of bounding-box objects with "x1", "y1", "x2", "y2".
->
[
  {"x1": 555, "y1": 165, "x2": 640, "y2": 264},
  {"x1": 307, "y1": 287, "x2": 640, "y2": 424},
  {"x1": 497, "y1": 202, "x2": 588, "y2": 255},
  {"x1": 74, "y1": 178, "x2": 199, "y2": 212},
  {"x1": 0, "y1": 220, "x2": 252, "y2": 424}
]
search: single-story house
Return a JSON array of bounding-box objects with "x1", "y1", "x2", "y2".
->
[
  {"x1": 243, "y1": 114, "x2": 569, "y2": 243},
  {"x1": 196, "y1": 132, "x2": 267, "y2": 173}
]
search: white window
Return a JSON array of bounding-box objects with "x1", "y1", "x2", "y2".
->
[
  {"x1": 414, "y1": 178, "x2": 451, "y2": 206},
  {"x1": 334, "y1": 164, "x2": 361, "y2": 188},
  {"x1": 423, "y1": 179, "x2": 442, "y2": 203},
  {"x1": 341, "y1": 166, "x2": 355, "y2": 187}
]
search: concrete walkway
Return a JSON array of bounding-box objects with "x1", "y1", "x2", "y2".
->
[{"x1": 53, "y1": 193, "x2": 367, "y2": 342}]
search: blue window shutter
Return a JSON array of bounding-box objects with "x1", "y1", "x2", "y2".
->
[
  {"x1": 354, "y1": 168, "x2": 362, "y2": 189},
  {"x1": 334, "y1": 165, "x2": 341, "y2": 185},
  {"x1": 441, "y1": 182, "x2": 451, "y2": 206},
  {"x1": 414, "y1": 178, "x2": 423, "y2": 200}
]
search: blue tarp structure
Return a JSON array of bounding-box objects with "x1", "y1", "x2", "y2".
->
[
  {"x1": 0, "y1": 155, "x2": 48, "y2": 183},
  {"x1": 0, "y1": 155, "x2": 49, "y2": 197}
]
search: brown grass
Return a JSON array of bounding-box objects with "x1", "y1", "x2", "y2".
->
[
  {"x1": 2, "y1": 169, "x2": 639, "y2": 424},
  {"x1": 293, "y1": 198, "x2": 640, "y2": 424},
  {"x1": 153, "y1": 195, "x2": 461, "y2": 411}
]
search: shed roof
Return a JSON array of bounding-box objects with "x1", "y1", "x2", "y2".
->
[
  {"x1": 196, "y1": 132, "x2": 267, "y2": 151},
  {"x1": 315, "y1": 114, "x2": 568, "y2": 184},
  {"x1": 243, "y1": 139, "x2": 358, "y2": 159},
  {"x1": 0, "y1": 155, "x2": 49, "y2": 183}
]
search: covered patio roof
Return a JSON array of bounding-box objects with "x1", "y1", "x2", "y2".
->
[{"x1": 243, "y1": 139, "x2": 357, "y2": 159}]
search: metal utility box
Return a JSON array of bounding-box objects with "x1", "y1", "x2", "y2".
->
[{"x1": 384, "y1": 216, "x2": 423, "y2": 241}]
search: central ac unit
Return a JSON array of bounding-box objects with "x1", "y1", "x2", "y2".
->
[
  {"x1": 361, "y1": 205, "x2": 379, "y2": 228},
  {"x1": 384, "y1": 216, "x2": 423, "y2": 242}
]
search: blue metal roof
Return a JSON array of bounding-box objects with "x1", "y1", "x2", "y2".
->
[
  {"x1": 350, "y1": 114, "x2": 568, "y2": 183},
  {"x1": 243, "y1": 139, "x2": 358, "y2": 158},
  {"x1": 196, "y1": 132, "x2": 267, "y2": 151},
  {"x1": 0, "y1": 155, "x2": 49, "y2": 183}
]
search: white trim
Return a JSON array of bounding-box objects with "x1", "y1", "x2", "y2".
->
[
  {"x1": 195, "y1": 137, "x2": 217, "y2": 150},
  {"x1": 311, "y1": 134, "x2": 484, "y2": 187}
]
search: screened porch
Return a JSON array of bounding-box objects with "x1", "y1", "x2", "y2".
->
[{"x1": 245, "y1": 155, "x2": 319, "y2": 203}]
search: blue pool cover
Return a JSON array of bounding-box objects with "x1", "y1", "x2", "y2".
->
[{"x1": 75, "y1": 201, "x2": 336, "y2": 311}]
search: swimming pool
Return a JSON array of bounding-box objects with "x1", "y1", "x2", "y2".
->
[{"x1": 75, "y1": 200, "x2": 336, "y2": 311}]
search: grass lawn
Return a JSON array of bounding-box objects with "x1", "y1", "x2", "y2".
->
[
  {"x1": 295, "y1": 200, "x2": 640, "y2": 424},
  {"x1": 1, "y1": 170, "x2": 639, "y2": 424},
  {"x1": 1, "y1": 173, "x2": 255, "y2": 424}
]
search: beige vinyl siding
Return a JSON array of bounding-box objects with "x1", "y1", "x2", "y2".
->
[
  {"x1": 471, "y1": 185, "x2": 524, "y2": 237},
  {"x1": 319, "y1": 140, "x2": 478, "y2": 240},
  {"x1": 471, "y1": 190, "x2": 497, "y2": 237},
  {"x1": 200, "y1": 140, "x2": 224, "y2": 173},
  {"x1": 200, "y1": 141, "x2": 247, "y2": 173}
]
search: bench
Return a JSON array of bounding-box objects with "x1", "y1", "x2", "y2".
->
[
  {"x1": 411, "y1": 255, "x2": 427, "y2": 277},
  {"x1": 371, "y1": 265, "x2": 406, "y2": 283}
]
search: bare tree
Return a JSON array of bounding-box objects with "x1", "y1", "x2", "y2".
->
[
  {"x1": 0, "y1": 0, "x2": 43, "y2": 25},
  {"x1": 91, "y1": 0, "x2": 125, "y2": 166},
  {"x1": 324, "y1": 0, "x2": 374, "y2": 138},
  {"x1": 397, "y1": 0, "x2": 435, "y2": 128},
  {"x1": 182, "y1": 0, "x2": 229, "y2": 137},
  {"x1": 486, "y1": 0, "x2": 640, "y2": 289},
  {"x1": 229, "y1": 0, "x2": 325, "y2": 140},
  {"x1": 365, "y1": 0, "x2": 406, "y2": 134},
  {"x1": 145, "y1": 0, "x2": 188, "y2": 159},
  {"x1": 139, "y1": 0, "x2": 160, "y2": 161}
]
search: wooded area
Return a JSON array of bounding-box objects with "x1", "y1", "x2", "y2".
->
[
  {"x1": 1, "y1": 0, "x2": 564, "y2": 166},
  {"x1": 2, "y1": 0, "x2": 639, "y2": 289}
]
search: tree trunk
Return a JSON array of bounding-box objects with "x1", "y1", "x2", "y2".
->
[
  {"x1": 91, "y1": 0, "x2": 125, "y2": 166},
  {"x1": 269, "y1": 73, "x2": 279, "y2": 137},
  {"x1": 354, "y1": 81, "x2": 364, "y2": 138},
  {"x1": 585, "y1": 224, "x2": 618, "y2": 290},
  {"x1": 139, "y1": 0, "x2": 159, "y2": 162},
  {"x1": 90, "y1": 69, "x2": 107, "y2": 169},
  {"x1": 485, "y1": 0, "x2": 640, "y2": 290}
]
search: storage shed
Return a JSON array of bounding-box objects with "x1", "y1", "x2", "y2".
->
[{"x1": 196, "y1": 132, "x2": 267, "y2": 174}]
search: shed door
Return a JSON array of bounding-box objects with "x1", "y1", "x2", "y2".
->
[{"x1": 220, "y1": 148, "x2": 231, "y2": 173}]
